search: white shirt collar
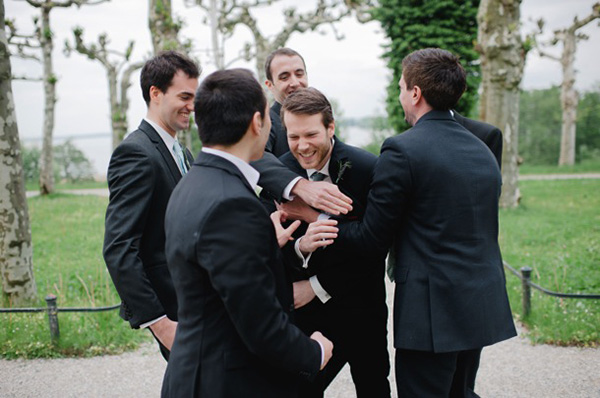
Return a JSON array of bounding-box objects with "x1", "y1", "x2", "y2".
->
[
  {"x1": 201, "y1": 147, "x2": 260, "y2": 190},
  {"x1": 145, "y1": 117, "x2": 178, "y2": 148},
  {"x1": 306, "y1": 138, "x2": 335, "y2": 179}
]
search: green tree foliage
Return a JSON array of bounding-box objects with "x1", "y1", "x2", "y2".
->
[
  {"x1": 519, "y1": 86, "x2": 561, "y2": 165},
  {"x1": 373, "y1": 0, "x2": 481, "y2": 135},
  {"x1": 519, "y1": 84, "x2": 600, "y2": 165},
  {"x1": 577, "y1": 84, "x2": 600, "y2": 161},
  {"x1": 22, "y1": 141, "x2": 95, "y2": 184}
]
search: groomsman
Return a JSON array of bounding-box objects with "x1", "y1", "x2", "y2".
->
[
  {"x1": 329, "y1": 48, "x2": 517, "y2": 397},
  {"x1": 161, "y1": 69, "x2": 333, "y2": 398},
  {"x1": 103, "y1": 51, "x2": 199, "y2": 360},
  {"x1": 273, "y1": 88, "x2": 391, "y2": 398}
]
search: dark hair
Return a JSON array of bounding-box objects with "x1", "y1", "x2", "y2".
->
[
  {"x1": 194, "y1": 69, "x2": 267, "y2": 146},
  {"x1": 265, "y1": 48, "x2": 306, "y2": 82},
  {"x1": 140, "y1": 51, "x2": 200, "y2": 105},
  {"x1": 281, "y1": 88, "x2": 334, "y2": 130},
  {"x1": 401, "y1": 48, "x2": 466, "y2": 111}
]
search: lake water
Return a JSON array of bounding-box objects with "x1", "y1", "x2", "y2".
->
[{"x1": 21, "y1": 125, "x2": 379, "y2": 180}]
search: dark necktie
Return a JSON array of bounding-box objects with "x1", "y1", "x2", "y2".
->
[{"x1": 310, "y1": 171, "x2": 327, "y2": 182}]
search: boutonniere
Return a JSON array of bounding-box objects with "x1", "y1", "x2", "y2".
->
[{"x1": 335, "y1": 160, "x2": 352, "y2": 184}]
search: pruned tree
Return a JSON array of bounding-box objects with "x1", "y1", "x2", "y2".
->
[
  {"x1": 0, "y1": 0, "x2": 37, "y2": 305},
  {"x1": 477, "y1": 0, "x2": 531, "y2": 208},
  {"x1": 536, "y1": 3, "x2": 600, "y2": 166},
  {"x1": 64, "y1": 27, "x2": 144, "y2": 150},
  {"x1": 148, "y1": 0, "x2": 194, "y2": 148},
  {"x1": 373, "y1": 0, "x2": 481, "y2": 135},
  {"x1": 7, "y1": 0, "x2": 109, "y2": 195},
  {"x1": 186, "y1": 0, "x2": 373, "y2": 83}
]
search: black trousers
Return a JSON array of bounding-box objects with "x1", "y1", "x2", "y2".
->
[
  {"x1": 395, "y1": 347, "x2": 482, "y2": 398},
  {"x1": 296, "y1": 299, "x2": 391, "y2": 398}
]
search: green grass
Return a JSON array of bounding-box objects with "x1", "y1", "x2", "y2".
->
[
  {"x1": 25, "y1": 180, "x2": 108, "y2": 192},
  {"x1": 499, "y1": 179, "x2": 600, "y2": 346},
  {"x1": 520, "y1": 158, "x2": 600, "y2": 175},
  {"x1": 0, "y1": 193, "x2": 149, "y2": 359}
]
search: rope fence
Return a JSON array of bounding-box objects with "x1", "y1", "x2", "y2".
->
[{"x1": 503, "y1": 262, "x2": 600, "y2": 316}]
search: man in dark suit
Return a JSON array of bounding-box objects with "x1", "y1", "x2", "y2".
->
[
  {"x1": 161, "y1": 68, "x2": 333, "y2": 398},
  {"x1": 272, "y1": 88, "x2": 390, "y2": 398},
  {"x1": 103, "y1": 51, "x2": 200, "y2": 360},
  {"x1": 252, "y1": 48, "x2": 354, "y2": 218},
  {"x1": 321, "y1": 49, "x2": 516, "y2": 397}
]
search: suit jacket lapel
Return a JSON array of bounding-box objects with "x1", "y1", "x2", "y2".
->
[{"x1": 138, "y1": 120, "x2": 183, "y2": 183}]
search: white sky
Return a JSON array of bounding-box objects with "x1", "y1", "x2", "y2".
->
[{"x1": 6, "y1": 0, "x2": 600, "y2": 141}]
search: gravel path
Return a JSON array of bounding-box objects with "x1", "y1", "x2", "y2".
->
[{"x1": 2, "y1": 279, "x2": 599, "y2": 398}]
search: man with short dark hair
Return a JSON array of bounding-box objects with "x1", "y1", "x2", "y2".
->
[
  {"x1": 304, "y1": 48, "x2": 516, "y2": 397},
  {"x1": 161, "y1": 69, "x2": 333, "y2": 398},
  {"x1": 273, "y1": 87, "x2": 391, "y2": 398},
  {"x1": 103, "y1": 50, "x2": 200, "y2": 360}
]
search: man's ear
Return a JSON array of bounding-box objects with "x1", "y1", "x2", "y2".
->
[
  {"x1": 265, "y1": 79, "x2": 273, "y2": 90},
  {"x1": 327, "y1": 122, "x2": 335, "y2": 139},
  {"x1": 250, "y1": 111, "x2": 263, "y2": 137},
  {"x1": 412, "y1": 85, "x2": 422, "y2": 105},
  {"x1": 149, "y1": 85, "x2": 161, "y2": 103}
]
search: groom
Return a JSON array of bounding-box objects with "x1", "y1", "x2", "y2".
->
[{"x1": 161, "y1": 68, "x2": 333, "y2": 398}]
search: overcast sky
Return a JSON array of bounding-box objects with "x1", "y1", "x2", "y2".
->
[{"x1": 6, "y1": 0, "x2": 600, "y2": 142}]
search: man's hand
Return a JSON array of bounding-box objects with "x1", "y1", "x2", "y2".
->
[
  {"x1": 270, "y1": 210, "x2": 301, "y2": 248},
  {"x1": 298, "y1": 219, "x2": 338, "y2": 255},
  {"x1": 292, "y1": 179, "x2": 352, "y2": 216},
  {"x1": 149, "y1": 317, "x2": 177, "y2": 351},
  {"x1": 310, "y1": 331, "x2": 333, "y2": 370},
  {"x1": 293, "y1": 280, "x2": 317, "y2": 309},
  {"x1": 277, "y1": 197, "x2": 320, "y2": 223}
]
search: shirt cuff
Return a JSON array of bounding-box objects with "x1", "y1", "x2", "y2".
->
[
  {"x1": 139, "y1": 314, "x2": 167, "y2": 329},
  {"x1": 283, "y1": 176, "x2": 303, "y2": 200},
  {"x1": 294, "y1": 237, "x2": 313, "y2": 268},
  {"x1": 309, "y1": 275, "x2": 331, "y2": 303},
  {"x1": 316, "y1": 340, "x2": 325, "y2": 369}
]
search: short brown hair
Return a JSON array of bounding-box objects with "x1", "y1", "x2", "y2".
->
[
  {"x1": 281, "y1": 88, "x2": 334, "y2": 130},
  {"x1": 265, "y1": 48, "x2": 306, "y2": 81},
  {"x1": 401, "y1": 48, "x2": 466, "y2": 111}
]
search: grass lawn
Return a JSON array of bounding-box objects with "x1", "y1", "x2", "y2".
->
[
  {"x1": 499, "y1": 179, "x2": 600, "y2": 346},
  {"x1": 0, "y1": 194, "x2": 148, "y2": 359},
  {"x1": 25, "y1": 180, "x2": 108, "y2": 192},
  {"x1": 519, "y1": 158, "x2": 600, "y2": 175}
]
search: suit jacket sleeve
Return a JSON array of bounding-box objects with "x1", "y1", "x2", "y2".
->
[
  {"x1": 336, "y1": 138, "x2": 410, "y2": 254},
  {"x1": 103, "y1": 141, "x2": 165, "y2": 328},
  {"x1": 251, "y1": 152, "x2": 301, "y2": 202},
  {"x1": 198, "y1": 197, "x2": 322, "y2": 378},
  {"x1": 487, "y1": 127, "x2": 503, "y2": 168}
]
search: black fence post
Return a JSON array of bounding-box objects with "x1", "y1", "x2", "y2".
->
[
  {"x1": 521, "y1": 267, "x2": 532, "y2": 317},
  {"x1": 45, "y1": 294, "x2": 60, "y2": 343}
]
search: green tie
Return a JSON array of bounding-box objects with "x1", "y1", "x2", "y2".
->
[
  {"x1": 310, "y1": 171, "x2": 327, "y2": 182},
  {"x1": 173, "y1": 141, "x2": 188, "y2": 175}
]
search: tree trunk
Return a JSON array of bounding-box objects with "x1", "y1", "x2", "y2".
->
[
  {"x1": 148, "y1": 0, "x2": 180, "y2": 53},
  {"x1": 39, "y1": 4, "x2": 56, "y2": 194},
  {"x1": 208, "y1": 0, "x2": 224, "y2": 69},
  {"x1": 0, "y1": 0, "x2": 37, "y2": 305},
  {"x1": 477, "y1": 0, "x2": 526, "y2": 208},
  {"x1": 558, "y1": 31, "x2": 577, "y2": 166}
]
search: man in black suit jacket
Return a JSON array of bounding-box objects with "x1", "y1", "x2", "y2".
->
[
  {"x1": 272, "y1": 88, "x2": 390, "y2": 398},
  {"x1": 103, "y1": 51, "x2": 200, "y2": 360},
  {"x1": 324, "y1": 49, "x2": 516, "y2": 397},
  {"x1": 161, "y1": 68, "x2": 333, "y2": 398},
  {"x1": 252, "y1": 48, "x2": 354, "y2": 218}
]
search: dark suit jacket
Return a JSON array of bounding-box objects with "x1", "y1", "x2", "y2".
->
[
  {"x1": 454, "y1": 111, "x2": 503, "y2": 168},
  {"x1": 337, "y1": 110, "x2": 516, "y2": 353},
  {"x1": 251, "y1": 101, "x2": 299, "y2": 201},
  {"x1": 103, "y1": 120, "x2": 193, "y2": 328},
  {"x1": 161, "y1": 152, "x2": 321, "y2": 398},
  {"x1": 278, "y1": 139, "x2": 386, "y2": 305}
]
